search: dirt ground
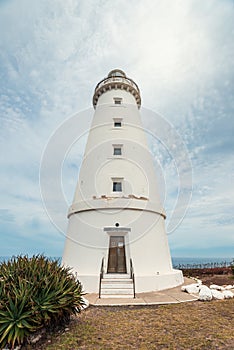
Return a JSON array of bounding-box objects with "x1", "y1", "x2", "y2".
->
[
  {"x1": 26, "y1": 299, "x2": 234, "y2": 350},
  {"x1": 24, "y1": 271, "x2": 234, "y2": 350}
]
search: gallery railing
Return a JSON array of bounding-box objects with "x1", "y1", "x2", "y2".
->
[
  {"x1": 98, "y1": 257, "x2": 104, "y2": 299},
  {"x1": 130, "y1": 258, "x2": 136, "y2": 298}
]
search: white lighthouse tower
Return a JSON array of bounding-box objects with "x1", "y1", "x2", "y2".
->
[{"x1": 62, "y1": 69, "x2": 183, "y2": 296}]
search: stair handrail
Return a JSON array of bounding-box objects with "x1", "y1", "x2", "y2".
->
[
  {"x1": 130, "y1": 258, "x2": 136, "y2": 298},
  {"x1": 98, "y1": 257, "x2": 104, "y2": 298}
]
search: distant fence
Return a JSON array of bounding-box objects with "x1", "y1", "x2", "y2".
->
[{"x1": 173, "y1": 261, "x2": 233, "y2": 270}]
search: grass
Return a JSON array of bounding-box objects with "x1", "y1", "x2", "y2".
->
[{"x1": 25, "y1": 299, "x2": 234, "y2": 350}]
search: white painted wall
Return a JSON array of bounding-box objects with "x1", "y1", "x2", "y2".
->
[{"x1": 97, "y1": 89, "x2": 137, "y2": 106}]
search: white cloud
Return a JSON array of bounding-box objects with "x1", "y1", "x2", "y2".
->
[{"x1": 0, "y1": 0, "x2": 233, "y2": 257}]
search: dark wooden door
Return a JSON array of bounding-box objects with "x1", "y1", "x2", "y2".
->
[{"x1": 107, "y1": 236, "x2": 127, "y2": 273}]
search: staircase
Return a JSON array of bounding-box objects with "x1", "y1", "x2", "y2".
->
[
  {"x1": 99, "y1": 258, "x2": 136, "y2": 298},
  {"x1": 100, "y1": 274, "x2": 134, "y2": 298}
]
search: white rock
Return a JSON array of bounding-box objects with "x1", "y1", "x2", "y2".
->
[
  {"x1": 224, "y1": 285, "x2": 234, "y2": 290},
  {"x1": 222, "y1": 290, "x2": 234, "y2": 299},
  {"x1": 200, "y1": 285, "x2": 211, "y2": 291},
  {"x1": 211, "y1": 289, "x2": 225, "y2": 300},
  {"x1": 30, "y1": 334, "x2": 42, "y2": 344},
  {"x1": 181, "y1": 283, "x2": 200, "y2": 294},
  {"x1": 210, "y1": 284, "x2": 224, "y2": 291},
  {"x1": 199, "y1": 286, "x2": 213, "y2": 301}
]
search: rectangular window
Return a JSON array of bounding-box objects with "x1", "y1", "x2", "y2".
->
[
  {"x1": 114, "y1": 97, "x2": 122, "y2": 105},
  {"x1": 113, "y1": 182, "x2": 122, "y2": 192},
  {"x1": 114, "y1": 147, "x2": 122, "y2": 155},
  {"x1": 113, "y1": 118, "x2": 122, "y2": 127},
  {"x1": 113, "y1": 144, "x2": 123, "y2": 156},
  {"x1": 112, "y1": 177, "x2": 123, "y2": 192}
]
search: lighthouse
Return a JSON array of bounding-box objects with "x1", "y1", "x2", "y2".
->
[{"x1": 62, "y1": 69, "x2": 183, "y2": 297}]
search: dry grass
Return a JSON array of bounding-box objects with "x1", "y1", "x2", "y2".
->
[{"x1": 26, "y1": 299, "x2": 234, "y2": 350}]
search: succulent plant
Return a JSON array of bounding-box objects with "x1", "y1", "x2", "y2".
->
[{"x1": 0, "y1": 255, "x2": 84, "y2": 348}]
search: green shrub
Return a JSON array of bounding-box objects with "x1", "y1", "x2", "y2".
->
[{"x1": 0, "y1": 255, "x2": 84, "y2": 349}]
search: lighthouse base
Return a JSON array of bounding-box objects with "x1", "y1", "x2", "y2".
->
[
  {"x1": 72, "y1": 269, "x2": 183, "y2": 294},
  {"x1": 134, "y1": 269, "x2": 184, "y2": 293}
]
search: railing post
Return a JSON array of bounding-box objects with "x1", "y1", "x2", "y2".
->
[
  {"x1": 130, "y1": 258, "x2": 136, "y2": 298},
  {"x1": 99, "y1": 257, "x2": 104, "y2": 299}
]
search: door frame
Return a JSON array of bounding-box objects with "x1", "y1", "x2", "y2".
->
[
  {"x1": 104, "y1": 228, "x2": 131, "y2": 274},
  {"x1": 107, "y1": 236, "x2": 127, "y2": 273}
]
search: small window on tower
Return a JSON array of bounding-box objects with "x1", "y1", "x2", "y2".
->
[
  {"x1": 113, "y1": 145, "x2": 122, "y2": 156},
  {"x1": 113, "y1": 182, "x2": 122, "y2": 192},
  {"x1": 114, "y1": 97, "x2": 122, "y2": 105},
  {"x1": 112, "y1": 178, "x2": 123, "y2": 192},
  {"x1": 114, "y1": 121, "x2": 121, "y2": 127},
  {"x1": 113, "y1": 118, "x2": 122, "y2": 127}
]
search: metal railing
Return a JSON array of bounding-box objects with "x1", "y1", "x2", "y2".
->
[
  {"x1": 94, "y1": 76, "x2": 140, "y2": 94},
  {"x1": 98, "y1": 257, "x2": 104, "y2": 298},
  {"x1": 93, "y1": 75, "x2": 141, "y2": 109},
  {"x1": 130, "y1": 258, "x2": 136, "y2": 298}
]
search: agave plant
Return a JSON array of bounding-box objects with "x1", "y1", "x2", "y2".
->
[
  {"x1": 0, "y1": 255, "x2": 84, "y2": 348},
  {"x1": 0, "y1": 293, "x2": 39, "y2": 348}
]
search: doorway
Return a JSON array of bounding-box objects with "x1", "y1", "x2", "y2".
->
[{"x1": 107, "y1": 236, "x2": 127, "y2": 273}]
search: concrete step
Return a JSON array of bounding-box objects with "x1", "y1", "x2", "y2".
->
[
  {"x1": 103, "y1": 274, "x2": 131, "y2": 279},
  {"x1": 101, "y1": 289, "x2": 134, "y2": 296},
  {"x1": 100, "y1": 274, "x2": 134, "y2": 298},
  {"x1": 101, "y1": 283, "x2": 133, "y2": 289},
  {"x1": 101, "y1": 294, "x2": 134, "y2": 298},
  {"x1": 101, "y1": 279, "x2": 132, "y2": 284}
]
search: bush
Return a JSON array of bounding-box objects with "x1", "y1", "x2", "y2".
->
[
  {"x1": 181, "y1": 266, "x2": 232, "y2": 278},
  {"x1": 0, "y1": 255, "x2": 84, "y2": 349},
  {"x1": 231, "y1": 259, "x2": 234, "y2": 275}
]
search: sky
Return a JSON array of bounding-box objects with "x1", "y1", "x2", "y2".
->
[{"x1": 0, "y1": 0, "x2": 233, "y2": 259}]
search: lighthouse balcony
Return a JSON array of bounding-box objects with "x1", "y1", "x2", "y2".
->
[{"x1": 93, "y1": 75, "x2": 141, "y2": 108}]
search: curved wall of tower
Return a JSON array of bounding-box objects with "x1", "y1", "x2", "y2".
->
[{"x1": 62, "y1": 70, "x2": 183, "y2": 293}]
